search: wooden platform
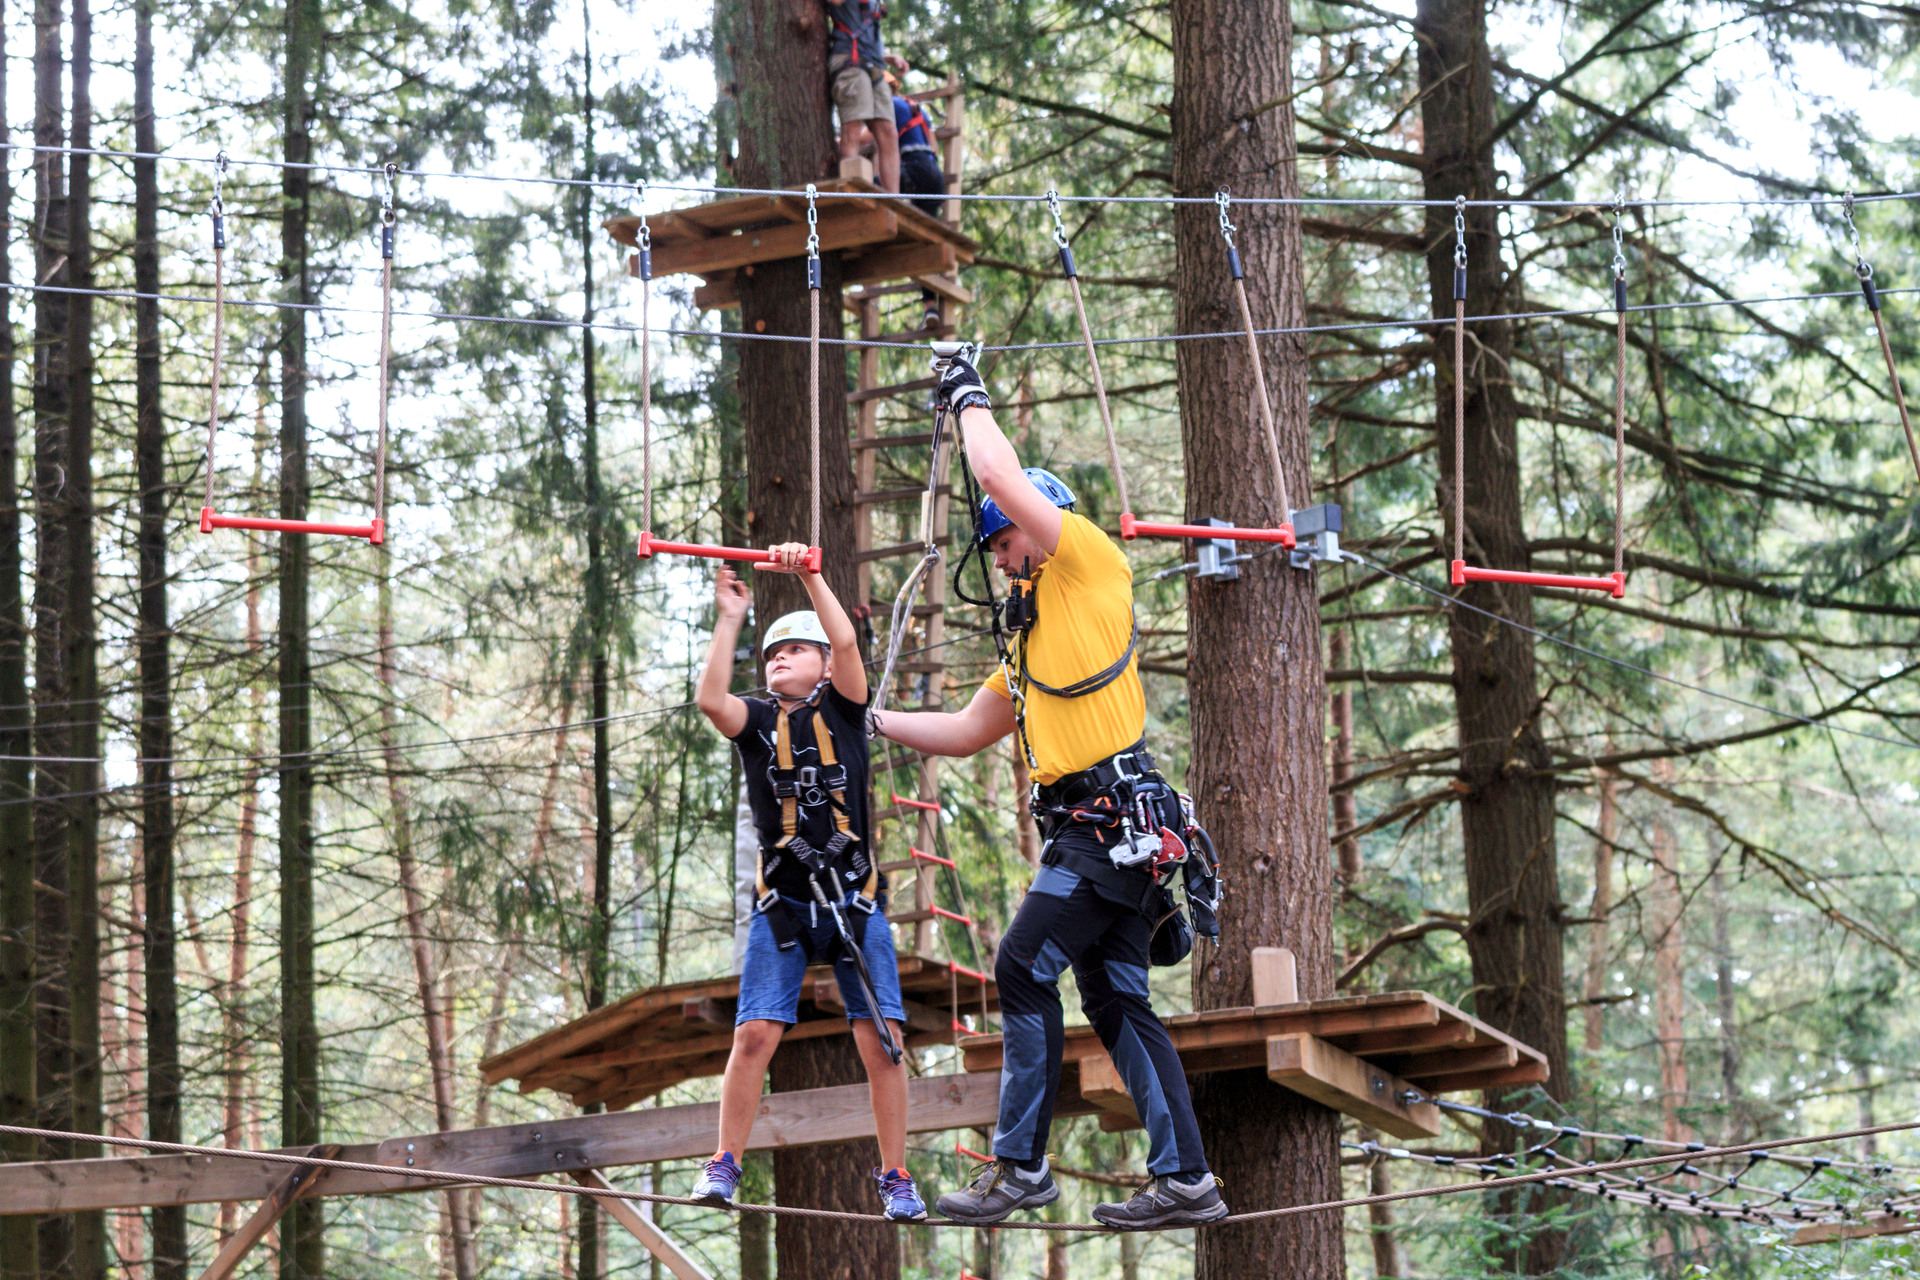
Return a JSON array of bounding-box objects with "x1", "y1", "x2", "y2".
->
[
  {"x1": 478, "y1": 954, "x2": 998, "y2": 1112},
  {"x1": 485, "y1": 947, "x2": 1547, "y2": 1143},
  {"x1": 604, "y1": 177, "x2": 977, "y2": 312}
]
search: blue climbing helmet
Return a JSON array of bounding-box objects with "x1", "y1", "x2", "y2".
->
[{"x1": 977, "y1": 468, "x2": 1077, "y2": 545}]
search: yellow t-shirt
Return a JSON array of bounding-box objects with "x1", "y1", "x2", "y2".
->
[{"x1": 983, "y1": 511, "x2": 1144, "y2": 784}]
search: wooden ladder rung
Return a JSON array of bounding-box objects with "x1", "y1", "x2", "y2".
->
[
  {"x1": 851, "y1": 432, "x2": 936, "y2": 451},
  {"x1": 856, "y1": 484, "x2": 951, "y2": 505},
  {"x1": 858, "y1": 536, "x2": 950, "y2": 564},
  {"x1": 850, "y1": 377, "x2": 938, "y2": 405}
]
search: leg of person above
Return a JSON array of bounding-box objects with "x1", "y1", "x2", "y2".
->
[
  {"x1": 1074, "y1": 923, "x2": 1227, "y2": 1229},
  {"x1": 839, "y1": 117, "x2": 869, "y2": 166},
  {"x1": 836, "y1": 900, "x2": 926, "y2": 1221},
  {"x1": 870, "y1": 90, "x2": 901, "y2": 193},
  {"x1": 937, "y1": 864, "x2": 1111, "y2": 1223},
  {"x1": 694, "y1": 907, "x2": 807, "y2": 1207}
]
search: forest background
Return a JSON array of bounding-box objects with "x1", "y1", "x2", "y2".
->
[{"x1": 0, "y1": 0, "x2": 1917, "y2": 1278}]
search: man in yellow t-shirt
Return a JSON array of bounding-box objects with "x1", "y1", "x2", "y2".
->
[{"x1": 872, "y1": 355, "x2": 1224, "y2": 1231}]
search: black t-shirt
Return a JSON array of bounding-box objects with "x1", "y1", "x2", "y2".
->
[{"x1": 731, "y1": 686, "x2": 882, "y2": 902}]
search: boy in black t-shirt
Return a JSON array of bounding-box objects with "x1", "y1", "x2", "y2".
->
[{"x1": 690, "y1": 544, "x2": 924, "y2": 1222}]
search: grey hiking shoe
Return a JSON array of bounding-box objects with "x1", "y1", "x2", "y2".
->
[
  {"x1": 1093, "y1": 1172, "x2": 1229, "y2": 1230},
  {"x1": 935, "y1": 1157, "x2": 1060, "y2": 1224}
]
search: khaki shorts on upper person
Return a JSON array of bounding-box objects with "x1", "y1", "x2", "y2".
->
[{"x1": 830, "y1": 55, "x2": 891, "y2": 124}]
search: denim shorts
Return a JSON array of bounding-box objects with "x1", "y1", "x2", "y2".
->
[{"x1": 736, "y1": 894, "x2": 906, "y2": 1027}]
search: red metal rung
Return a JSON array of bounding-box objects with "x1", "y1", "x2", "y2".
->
[
  {"x1": 200, "y1": 507, "x2": 383, "y2": 544},
  {"x1": 950, "y1": 963, "x2": 987, "y2": 983},
  {"x1": 891, "y1": 792, "x2": 940, "y2": 812},
  {"x1": 910, "y1": 846, "x2": 956, "y2": 869},
  {"x1": 931, "y1": 905, "x2": 972, "y2": 927},
  {"x1": 1120, "y1": 512, "x2": 1294, "y2": 549},
  {"x1": 955, "y1": 1141, "x2": 992, "y2": 1164},
  {"x1": 1451, "y1": 559, "x2": 1626, "y2": 599},
  {"x1": 636, "y1": 530, "x2": 822, "y2": 573}
]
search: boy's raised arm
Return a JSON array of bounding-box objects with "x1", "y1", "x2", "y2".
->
[
  {"x1": 696, "y1": 565, "x2": 752, "y2": 739},
  {"x1": 761, "y1": 542, "x2": 868, "y2": 705}
]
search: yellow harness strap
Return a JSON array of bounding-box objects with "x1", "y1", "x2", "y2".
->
[{"x1": 760, "y1": 694, "x2": 871, "y2": 900}]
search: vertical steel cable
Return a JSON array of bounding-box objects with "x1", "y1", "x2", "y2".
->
[
  {"x1": 1611, "y1": 199, "x2": 1628, "y2": 578},
  {"x1": 1217, "y1": 191, "x2": 1291, "y2": 519},
  {"x1": 1452, "y1": 196, "x2": 1467, "y2": 568},
  {"x1": 373, "y1": 163, "x2": 397, "y2": 537},
  {"x1": 1843, "y1": 192, "x2": 1920, "y2": 486},
  {"x1": 1049, "y1": 189, "x2": 1130, "y2": 516},
  {"x1": 202, "y1": 152, "x2": 228, "y2": 517},
  {"x1": 637, "y1": 183, "x2": 653, "y2": 536},
  {"x1": 806, "y1": 184, "x2": 821, "y2": 548}
]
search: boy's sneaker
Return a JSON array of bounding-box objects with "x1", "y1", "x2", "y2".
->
[
  {"x1": 874, "y1": 1166, "x2": 928, "y2": 1221},
  {"x1": 1093, "y1": 1171, "x2": 1229, "y2": 1230},
  {"x1": 691, "y1": 1151, "x2": 743, "y2": 1207},
  {"x1": 935, "y1": 1157, "x2": 1059, "y2": 1224}
]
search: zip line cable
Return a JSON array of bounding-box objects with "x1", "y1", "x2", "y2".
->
[
  {"x1": 3, "y1": 140, "x2": 1919, "y2": 211},
  {"x1": 2, "y1": 1114, "x2": 1918, "y2": 1232},
  {"x1": 1343, "y1": 550, "x2": 1920, "y2": 753},
  {"x1": 2, "y1": 276, "x2": 1911, "y2": 358}
]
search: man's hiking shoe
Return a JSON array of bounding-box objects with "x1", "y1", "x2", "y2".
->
[
  {"x1": 691, "y1": 1151, "x2": 743, "y2": 1207},
  {"x1": 935, "y1": 1157, "x2": 1059, "y2": 1224},
  {"x1": 875, "y1": 1167, "x2": 928, "y2": 1221},
  {"x1": 1093, "y1": 1172, "x2": 1229, "y2": 1230}
]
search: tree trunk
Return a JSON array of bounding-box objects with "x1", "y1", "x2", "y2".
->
[
  {"x1": 1419, "y1": 0, "x2": 1570, "y2": 1271},
  {"x1": 279, "y1": 0, "x2": 324, "y2": 1271},
  {"x1": 133, "y1": 4, "x2": 183, "y2": 1274},
  {"x1": 1172, "y1": 1, "x2": 1340, "y2": 1278},
  {"x1": 1650, "y1": 768, "x2": 1686, "y2": 1145},
  {"x1": 0, "y1": 0, "x2": 37, "y2": 1269},
  {"x1": 62, "y1": 0, "x2": 107, "y2": 1264},
  {"x1": 1710, "y1": 865, "x2": 1739, "y2": 1141},
  {"x1": 718, "y1": 0, "x2": 873, "y2": 1269},
  {"x1": 31, "y1": 0, "x2": 74, "y2": 1268},
  {"x1": 377, "y1": 555, "x2": 477, "y2": 1279},
  {"x1": 220, "y1": 390, "x2": 269, "y2": 1244},
  {"x1": 767, "y1": 1039, "x2": 899, "y2": 1278}
]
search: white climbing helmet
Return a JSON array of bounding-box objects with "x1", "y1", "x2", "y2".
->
[{"x1": 762, "y1": 610, "x2": 832, "y2": 659}]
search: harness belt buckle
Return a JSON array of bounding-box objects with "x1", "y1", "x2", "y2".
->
[{"x1": 798, "y1": 766, "x2": 819, "y2": 788}]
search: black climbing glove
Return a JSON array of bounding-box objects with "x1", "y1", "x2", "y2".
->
[{"x1": 935, "y1": 353, "x2": 992, "y2": 415}]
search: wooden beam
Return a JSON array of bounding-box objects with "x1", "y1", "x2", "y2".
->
[
  {"x1": 0, "y1": 1074, "x2": 1004, "y2": 1216},
  {"x1": 1332, "y1": 1019, "x2": 1476, "y2": 1057},
  {"x1": 1265, "y1": 1035, "x2": 1442, "y2": 1140},
  {"x1": 1077, "y1": 1050, "x2": 1141, "y2": 1127},
  {"x1": 194, "y1": 1145, "x2": 340, "y2": 1280},
  {"x1": 914, "y1": 273, "x2": 972, "y2": 305},
  {"x1": 479, "y1": 975, "x2": 741, "y2": 1086},
  {"x1": 1405, "y1": 1062, "x2": 1550, "y2": 1093},
  {"x1": 1788, "y1": 1214, "x2": 1920, "y2": 1246},
  {"x1": 1382, "y1": 1042, "x2": 1517, "y2": 1082},
  {"x1": 843, "y1": 240, "x2": 959, "y2": 284},
  {"x1": 573, "y1": 1170, "x2": 715, "y2": 1280},
  {"x1": 1251, "y1": 947, "x2": 1298, "y2": 1006},
  {"x1": 650, "y1": 208, "x2": 897, "y2": 278}
]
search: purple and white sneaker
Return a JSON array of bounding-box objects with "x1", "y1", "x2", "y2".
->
[
  {"x1": 875, "y1": 1166, "x2": 928, "y2": 1221},
  {"x1": 692, "y1": 1151, "x2": 743, "y2": 1207}
]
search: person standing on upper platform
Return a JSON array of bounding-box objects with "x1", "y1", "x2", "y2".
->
[
  {"x1": 894, "y1": 92, "x2": 947, "y2": 332},
  {"x1": 827, "y1": 0, "x2": 906, "y2": 192},
  {"x1": 870, "y1": 356, "x2": 1227, "y2": 1231}
]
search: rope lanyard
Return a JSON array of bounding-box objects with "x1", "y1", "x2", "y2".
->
[
  {"x1": 636, "y1": 181, "x2": 653, "y2": 536},
  {"x1": 1451, "y1": 195, "x2": 1467, "y2": 568},
  {"x1": 1215, "y1": 190, "x2": 1291, "y2": 520},
  {"x1": 373, "y1": 163, "x2": 396, "y2": 543},
  {"x1": 1843, "y1": 191, "x2": 1920, "y2": 486},
  {"x1": 201, "y1": 150, "x2": 228, "y2": 518},
  {"x1": 1047, "y1": 188, "x2": 1130, "y2": 516},
  {"x1": 807, "y1": 183, "x2": 822, "y2": 549}
]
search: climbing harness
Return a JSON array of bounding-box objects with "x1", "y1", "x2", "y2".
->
[
  {"x1": 199, "y1": 155, "x2": 390, "y2": 543},
  {"x1": 1448, "y1": 193, "x2": 1628, "y2": 598},
  {"x1": 1841, "y1": 191, "x2": 1920, "y2": 486},
  {"x1": 635, "y1": 180, "x2": 824, "y2": 571},
  {"x1": 751, "y1": 690, "x2": 899, "y2": 1062},
  {"x1": 1027, "y1": 740, "x2": 1221, "y2": 963}
]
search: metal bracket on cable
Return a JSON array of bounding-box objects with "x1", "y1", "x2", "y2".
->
[{"x1": 1288, "y1": 502, "x2": 1343, "y2": 570}]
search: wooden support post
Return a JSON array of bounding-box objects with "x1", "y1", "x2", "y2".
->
[
  {"x1": 1789, "y1": 1215, "x2": 1920, "y2": 1246},
  {"x1": 1251, "y1": 946, "x2": 1299, "y2": 1006},
  {"x1": 1265, "y1": 1035, "x2": 1442, "y2": 1140},
  {"x1": 571, "y1": 1169, "x2": 715, "y2": 1280},
  {"x1": 194, "y1": 1144, "x2": 340, "y2": 1280}
]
